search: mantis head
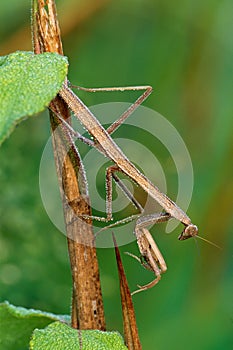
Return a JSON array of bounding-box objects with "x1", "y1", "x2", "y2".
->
[{"x1": 178, "y1": 224, "x2": 198, "y2": 240}]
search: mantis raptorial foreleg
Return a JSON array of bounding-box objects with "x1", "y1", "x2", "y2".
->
[{"x1": 129, "y1": 212, "x2": 170, "y2": 294}]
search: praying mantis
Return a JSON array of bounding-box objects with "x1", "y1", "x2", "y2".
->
[{"x1": 50, "y1": 81, "x2": 199, "y2": 294}]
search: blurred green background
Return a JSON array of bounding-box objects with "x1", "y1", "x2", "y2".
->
[{"x1": 0, "y1": 0, "x2": 232, "y2": 349}]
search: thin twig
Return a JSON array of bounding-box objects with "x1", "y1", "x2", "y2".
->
[{"x1": 113, "y1": 234, "x2": 142, "y2": 350}]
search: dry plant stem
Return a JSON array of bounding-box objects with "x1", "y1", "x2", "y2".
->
[
  {"x1": 113, "y1": 235, "x2": 142, "y2": 350},
  {"x1": 32, "y1": 0, "x2": 105, "y2": 330}
]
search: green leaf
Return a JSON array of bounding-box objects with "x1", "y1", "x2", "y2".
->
[
  {"x1": 0, "y1": 301, "x2": 70, "y2": 350},
  {"x1": 0, "y1": 51, "x2": 68, "y2": 145},
  {"x1": 30, "y1": 322, "x2": 128, "y2": 350}
]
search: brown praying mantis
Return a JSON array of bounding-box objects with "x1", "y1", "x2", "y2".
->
[{"x1": 50, "y1": 81, "x2": 199, "y2": 294}]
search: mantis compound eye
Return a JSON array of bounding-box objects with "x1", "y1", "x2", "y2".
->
[{"x1": 178, "y1": 224, "x2": 198, "y2": 240}]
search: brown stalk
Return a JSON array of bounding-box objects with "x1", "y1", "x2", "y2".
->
[{"x1": 32, "y1": 0, "x2": 105, "y2": 330}]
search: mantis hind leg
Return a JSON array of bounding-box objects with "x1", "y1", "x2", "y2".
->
[{"x1": 69, "y1": 83, "x2": 152, "y2": 135}]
